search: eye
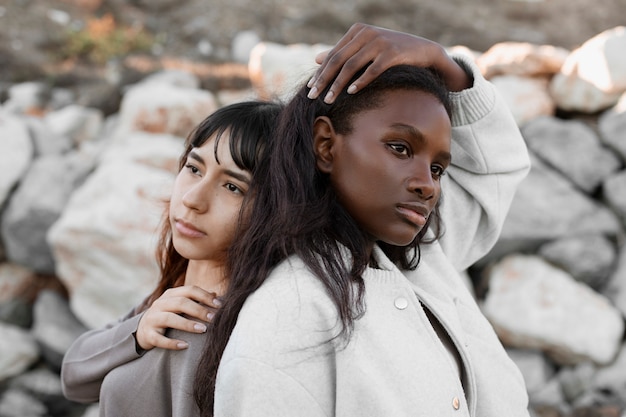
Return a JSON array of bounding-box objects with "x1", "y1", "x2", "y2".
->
[
  {"x1": 225, "y1": 182, "x2": 244, "y2": 195},
  {"x1": 431, "y1": 164, "x2": 446, "y2": 179},
  {"x1": 388, "y1": 143, "x2": 410, "y2": 157},
  {"x1": 185, "y1": 163, "x2": 201, "y2": 176}
]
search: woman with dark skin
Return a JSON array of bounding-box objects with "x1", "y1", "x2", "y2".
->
[{"x1": 193, "y1": 23, "x2": 531, "y2": 417}]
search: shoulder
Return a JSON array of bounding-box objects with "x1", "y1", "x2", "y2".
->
[{"x1": 225, "y1": 256, "x2": 341, "y2": 361}]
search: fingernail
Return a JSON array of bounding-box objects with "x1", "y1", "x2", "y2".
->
[
  {"x1": 207, "y1": 312, "x2": 215, "y2": 320},
  {"x1": 307, "y1": 77, "x2": 315, "y2": 88},
  {"x1": 347, "y1": 84, "x2": 357, "y2": 94},
  {"x1": 213, "y1": 297, "x2": 223, "y2": 307},
  {"x1": 177, "y1": 342, "x2": 189, "y2": 349},
  {"x1": 194, "y1": 323, "x2": 207, "y2": 332},
  {"x1": 323, "y1": 90, "x2": 334, "y2": 104},
  {"x1": 307, "y1": 86, "x2": 318, "y2": 99}
]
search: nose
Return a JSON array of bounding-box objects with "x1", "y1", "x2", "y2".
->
[
  {"x1": 406, "y1": 163, "x2": 435, "y2": 199},
  {"x1": 182, "y1": 181, "x2": 210, "y2": 212}
]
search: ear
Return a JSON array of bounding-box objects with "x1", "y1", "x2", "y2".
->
[{"x1": 313, "y1": 116, "x2": 337, "y2": 174}]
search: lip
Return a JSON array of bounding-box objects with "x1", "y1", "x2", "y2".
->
[
  {"x1": 396, "y1": 202, "x2": 430, "y2": 227},
  {"x1": 174, "y1": 218, "x2": 206, "y2": 238}
]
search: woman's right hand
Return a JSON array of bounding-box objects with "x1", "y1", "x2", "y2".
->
[{"x1": 135, "y1": 286, "x2": 221, "y2": 351}]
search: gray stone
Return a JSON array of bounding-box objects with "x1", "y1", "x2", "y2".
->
[
  {"x1": 603, "y1": 169, "x2": 626, "y2": 225},
  {"x1": 598, "y1": 98, "x2": 626, "y2": 162},
  {"x1": 506, "y1": 349, "x2": 555, "y2": 395},
  {"x1": 521, "y1": 116, "x2": 621, "y2": 193},
  {"x1": 0, "y1": 389, "x2": 47, "y2": 417},
  {"x1": 0, "y1": 112, "x2": 33, "y2": 207},
  {"x1": 1, "y1": 152, "x2": 96, "y2": 273},
  {"x1": 484, "y1": 153, "x2": 622, "y2": 263},
  {"x1": 31, "y1": 289, "x2": 88, "y2": 370},
  {"x1": 482, "y1": 254, "x2": 624, "y2": 365},
  {"x1": 538, "y1": 235, "x2": 617, "y2": 290},
  {"x1": 0, "y1": 322, "x2": 39, "y2": 382},
  {"x1": 48, "y1": 132, "x2": 181, "y2": 328}
]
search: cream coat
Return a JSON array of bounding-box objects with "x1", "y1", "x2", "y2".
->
[{"x1": 214, "y1": 54, "x2": 532, "y2": 417}]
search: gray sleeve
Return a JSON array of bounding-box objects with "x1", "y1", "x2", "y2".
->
[
  {"x1": 61, "y1": 308, "x2": 145, "y2": 403},
  {"x1": 436, "y1": 54, "x2": 531, "y2": 271}
]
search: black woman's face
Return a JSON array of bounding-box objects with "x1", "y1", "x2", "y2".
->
[{"x1": 326, "y1": 89, "x2": 451, "y2": 247}]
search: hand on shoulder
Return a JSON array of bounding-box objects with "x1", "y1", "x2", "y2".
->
[{"x1": 135, "y1": 285, "x2": 222, "y2": 351}]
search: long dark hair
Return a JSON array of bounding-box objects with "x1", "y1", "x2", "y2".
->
[
  {"x1": 194, "y1": 65, "x2": 452, "y2": 415},
  {"x1": 141, "y1": 100, "x2": 283, "y2": 310}
]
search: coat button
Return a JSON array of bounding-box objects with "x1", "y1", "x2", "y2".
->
[
  {"x1": 452, "y1": 396, "x2": 460, "y2": 410},
  {"x1": 394, "y1": 297, "x2": 408, "y2": 310}
]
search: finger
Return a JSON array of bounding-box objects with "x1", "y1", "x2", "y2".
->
[
  {"x1": 153, "y1": 298, "x2": 215, "y2": 324},
  {"x1": 308, "y1": 24, "x2": 369, "y2": 98},
  {"x1": 162, "y1": 286, "x2": 222, "y2": 310},
  {"x1": 150, "y1": 333, "x2": 190, "y2": 351},
  {"x1": 313, "y1": 50, "x2": 330, "y2": 66},
  {"x1": 160, "y1": 313, "x2": 208, "y2": 334},
  {"x1": 319, "y1": 47, "x2": 383, "y2": 104}
]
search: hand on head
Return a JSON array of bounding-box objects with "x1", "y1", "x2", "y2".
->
[
  {"x1": 307, "y1": 23, "x2": 473, "y2": 104},
  {"x1": 135, "y1": 285, "x2": 222, "y2": 351}
]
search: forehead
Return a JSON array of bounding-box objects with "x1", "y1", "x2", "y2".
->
[
  {"x1": 191, "y1": 131, "x2": 236, "y2": 165},
  {"x1": 354, "y1": 89, "x2": 451, "y2": 140}
]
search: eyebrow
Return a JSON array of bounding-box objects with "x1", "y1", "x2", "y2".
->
[
  {"x1": 390, "y1": 123, "x2": 452, "y2": 164},
  {"x1": 188, "y1": 150, "x2": 251, "y2": 184}
]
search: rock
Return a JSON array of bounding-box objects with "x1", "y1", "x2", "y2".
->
[
  {"x1": 44, "y1": 105, "x2": 104, "y2": 147},
  {"x1": 3, "y1": 81, "x2": 49, "y2": 115},
  {"x1": 603, "y1": 170, "x2": 626, "y2": 225},
  {"x1": 232, "y1": 30, "x2": 261, "y2": 64},
  {"x1": 116, "y1": 77, "x2": 217, "y2": 139},
  {"x1": 491, "y1": 75, "x2": 555, "y2": 126},
  {"x1": 482, "y1": 254, "x2": 624, "y2": 365},
  {"x1": 529, "y1": 377, "x2": 567, "y2": 410},
  {"x1": 598, "y1": 95, "x2": 626, "y2": 162},
  {"x1": 48, "y1": 132, "x2": 181, "y2": 328},
  {"x1": 248, "y1": 41, "x2": 332, "y2": 100},
  {"x1": 0, "y1": 263, "x2": 36, "y2": 327},
  {"x1": 1, "y1": 152, "x2": 97, "y2": 273},
  {"x1": 0, "y1": 322, "x2": 39, "y2": 382},
  {"x1": 477, "y1": 41, "x2": 569, "y2": 79},
  {"x1": 548, "y1": 27, "x2": 626, "y2": 113},
  {"x1": 592, "y1": 344, "x2": 626, "y2": 405},
  {"x1": 139, "y1": 69, "x2": 201, "y2": 89},
  {"x1": 604, "y1": 244, "x2": 626, "y2": 318},
  {"x1": 0, "y1": 263, "x2": 36, "y2": 303},
  {"x1": 0, "y1": 112, "x2": 33, "y2": 207},
  {"x1": 573, "y1": 26, "x2": 626, "y2": 95},
  {"x1": 9, "y1": 367, "x2": 66, "y2": 413},
  {"x1": 23, "y1": 116, "x2": 73, "y2": 156},
  {"x1": 484, "y1": 153, "x2": 622, "y2": 262},
  {"x1": 506, "y1": 349, "x2": 555, "y2": 395},
  {"x1": 31, "y1": 290, "x2": 88, "y2": 370},
  {"x1": 550, "y1": 69, "x2": 622, "y2": 113},
  {"x1": 538, "y1": 235, "x2": 616, "y2": 290},
  {"x1": 0, "y1": 389, "x2": 47, "y2": 417},
  {"x1": 521, "y1": 116, "x2": 621, "y2": 193},
  {"x1": 558, "y1": 362, "x2": 596, "y2": 403}
]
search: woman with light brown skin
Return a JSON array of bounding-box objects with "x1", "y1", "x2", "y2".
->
[{"x1": 61, "y1": 100, "x2": 283, "y2": 416}]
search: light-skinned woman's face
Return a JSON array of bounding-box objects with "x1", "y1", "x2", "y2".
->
[
  {"x1": 323, "y1": 89, "x2": 451, "y2": 247},
  {"x1": 169, "y1": 133, "x2": 250, "y2": 264}
]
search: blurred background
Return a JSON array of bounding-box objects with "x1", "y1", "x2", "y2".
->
[{"x1": 2, "y1": 0, "x2": 626, "y2": 416}]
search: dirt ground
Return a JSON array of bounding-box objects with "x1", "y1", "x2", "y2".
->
[{"x1": 1, "y1": 0, "x2": 625, "y2": 85}]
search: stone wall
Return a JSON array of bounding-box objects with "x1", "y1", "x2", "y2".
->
[{"x1": 0, "y1": 25, "x2": 625, "y2": 417}]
